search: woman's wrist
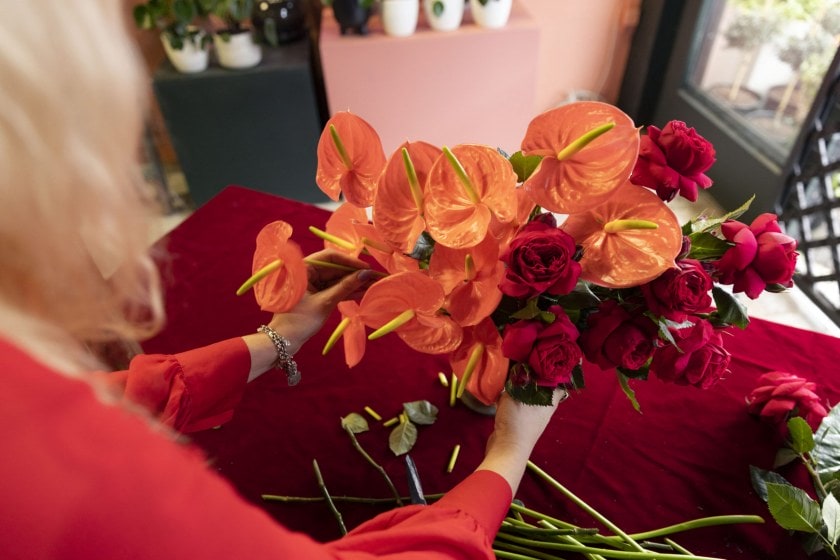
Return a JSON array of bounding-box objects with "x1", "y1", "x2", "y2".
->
[{"x1": 242, "y1": 320, "x2": 305, "y2": 383}]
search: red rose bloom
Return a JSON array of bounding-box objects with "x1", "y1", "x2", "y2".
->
[
  {"x1": 641, "y1": 259, "x2": 713, "y2": 322},
  {"x1": 714, "y1": 213, "x2": 798, "y2": 299},
  {"x1": 630, "y1": 120, "x2": 715, "y2": 202},
  {"x1": 650, "y1": 318, "x2": 730, "y2": 389},
  {"x1": 579, "y1": 300, "x2": 658, "y2": 371},
  {"x1": 499, "y1": 220, "x2": 581, "y2": 299},
  {"x1": 501, "y1": 306, "x2": 581, "y2": 386},
  {"x1": 746, "y1": 371, "x2": 828, "y2": 435}
]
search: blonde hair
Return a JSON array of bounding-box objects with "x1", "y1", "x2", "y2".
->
[{"x1": 0, "y1": 1, "x2": 165, "y2": 373}]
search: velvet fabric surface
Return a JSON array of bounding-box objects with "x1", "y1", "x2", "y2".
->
[{"x1": 144, "y1": 186, "x2": 840, "y2": 559}]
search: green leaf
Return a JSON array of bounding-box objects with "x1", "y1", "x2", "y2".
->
[
  {"x1": 505, "y1": 379, "x2": 556, "y2": 406},
  {"x1": 403, "y1": 400, "x2": 439, "y2": 425},
  {"x1": 766, "y1": 482, "x2": 823, "y2": 533},
  {"x1": 510, "y1": 297, "x2": 542, "y2": 320},
  {"x1": 262, "y1": 18, "x2": 279, "y2": 47},
  {"x1": 824, "y1": 493, "x2": 840, "y2": 546},
  {"x1": 788, "y1": 416, "x2": 816, "y2": 454},
  {"x1": 812, "y1": 404, "x2": 840, "y2": 477},
  {"x1": 553, "y1": 281, "x2": 601, "y2": 310},
  {"x1": 616, "y1": 370, "x2": 641, "y2": 413},
  {"x1": 570, "y1": 364, "x2": 585, "y2": 390},
  {"x1": 340, "y1": 412, "x2": 369, "y2": 434},
  {"x1": 686, "y1": 231, "x2": 733, "y2": 261},
  {"x1": 688, "y1": 195, "x2": 755, "y2": 235},
  {"x1": 508, "y1": 151, "x2": 543, "y2": 182},
  {"x1": 774, "y1": 447, "x2": 801, "y2": 468},
  {"x1": 750, "y1": 465, "x2": 793, "y2": 502},
  {"x1": 389, "y1": 421, "x2": 418, "y2": 456},
  {"x1": 172, "y1": 0, "x2": 196, "y2": 23},
  {"x1": 712, "y1": 286, "x2": 750, "y2": 329},
  {"x1": 133, "y1": 5, "x2": 152, "y2": 29},
  {"x1": 432, "y1": 1, "x2": 444, "y2": 17}
]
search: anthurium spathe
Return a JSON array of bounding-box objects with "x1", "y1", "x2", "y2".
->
[
  {"x1": 521, "y1": 101, "x2": 639, "y2": 214},
  {"x1": 240, "y1": 220, "x2": 308, "y2": 313},
  {"x1": 423, "y1": 144, "x2": 518, "y2": 249},
  {"x1": 428, "y1": 234, "x2": 503, "y2": 327},
  {"x1": 315, "y1": 111, "x2": 386, "y2": 207},
  {"x1": 324, "y1": 300, "x2": 368, "y2": 368},
  {"x1": 360, "y1": 271, "x2": 462, "y2": 354},
  {"x1": 561, "y1": 182, "x2": 682, "y2": 288},
  {"x1": 373, "y1": 141, "x2": 441, "y2": 253},
  {"x1": 451, "y1": 319, "x2": 509, "y2": 405},
  {"x1": 314, "y1": 202, "x2": 369, "y2": 257}
]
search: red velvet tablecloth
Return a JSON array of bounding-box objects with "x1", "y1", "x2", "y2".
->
[{"x1": 144, "y1": 186, "x2": 840, "y2": 559}]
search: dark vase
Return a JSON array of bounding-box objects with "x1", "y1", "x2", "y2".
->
[
  {"x1": 252, "y1": 0, "x2": 308, "y2": 46},
  {"x1": 331, "y1": 0, "x2": 371, "y2": 35}
]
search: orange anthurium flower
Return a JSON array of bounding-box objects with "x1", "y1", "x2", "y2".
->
[
  {"x1": 450, "y1": 319, "x2": 509, "y2": 405},
  {"x1": 315, "y1": 202, "x2": 369, "y2": 257},
  {"x1": 360, "y1": 271, "x2": 462, "y2": 354},
  {"x1": 324, "y1": 300, "x2": 368, "y2": 368},
  {"x1": 521, "y1": 101, "x2": 639, "y2": 214},
  {"x1": 561, "y1": 182, "x2": 682, "y2": 288},
  {"x1": 373, "y1": 141, "x2": 441, "y2": 253},
  {"x1": 353, "y1": 222, "x2": 420, "y2": 274},
  {"x1": 316, "y1": 111, "x2": 386, "y2": 207},
  {"x1": 428, "y1": 234, "x2": 504, "y2": 327},
  {"x1": 424, "y1": 144, "x2": 518, "y2": 249},
  {"x1": 247, "y1": 221, "x2": 307, "y2": 313},
  {"x1": 491, "y1": 187, "x2": 538, "y2": 249}
]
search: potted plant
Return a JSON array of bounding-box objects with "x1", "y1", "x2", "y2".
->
[
  {"x1": 469, "y1": 0, "x2": 511, "y2": 29},
  {"x1": 207, "y1": 0, "x2": 263, "y2": 69},
  {"x1": 134, "y1": 0, "x2": 211, "y2": 73},
  {"x1": 381, "y1": 0, "x2": 419, "y2": 37},
  {"x1": 324, "y1": 0, "x2": 374, "y2": 35},
  {"x1": 423, "y1": 0, "x2": 463, "y2": 32}
]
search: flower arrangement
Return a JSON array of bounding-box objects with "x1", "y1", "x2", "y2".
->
[{"x1": 238, "y1": 100, "x2": 798, "y2": 408}]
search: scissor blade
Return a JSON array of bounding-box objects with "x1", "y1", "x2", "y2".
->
[{"x1": 404, "y1": 455, "x2": 427, "y2": 505}]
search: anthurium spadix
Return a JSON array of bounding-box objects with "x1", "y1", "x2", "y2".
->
[
  {"x1": 373, "y1": 141, "x2": 441, "y2": 253},
  {"x1": 310, "y1": 202, "x2": 369, "y2": 257},
  {"x1": 315, "y1": 111, "x2": 386, "y2": 208},
  {"x1": 450, "y1": 319, "x2": 508, "y2": 405},
  {"x1": 323, "y1": 300, "x2": 368, "y2": 368},
  {"x1": 423, "y1": 144, "x2": 518, "y2": 249},
  {"x1": 359, "y1": 271, "x2": 462, "y2": 354},
  {"x1": 561, "y1": 182, "x2": 683, "y2": 288},
  {"x1": 236, "y1": 221, "x2": 307, "y2": 313},
  {"x1": 521, "y1": 101, "x2": 640, "y2": 214}
]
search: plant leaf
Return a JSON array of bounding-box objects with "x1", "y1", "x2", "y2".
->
[
  {"x1": 750, "y1": 465, "x2": 793, "y2": 502},
  {"x1": 508, "y1": 151, "x2": 543, "y2": 183},
  {"x1": 774, "y1": 447, "x2": 800, "y2": 468},
  {"x1": 688, "y1": 195, "x2": 755, "y2": 235},
  {"x1": 389, "y1": 421, "x2": 418, "y2": 456},
  {"x1": 686, "y1": 231, "x2": 733, "y2": 261},
  {"x1": 340, "y1": 412, "x2": 369, "y2": 434},
  {"x1": 813, "y1": 403, "x2": 840, "y2": 477},
  {"x1": 510, "y1": 297, "x2": 542, "y2": 320},
  {"x1": 712, "y1": 286, "x2": 750, "y2": 329},
  {"x1": 824, "y1": 493, "x2": 840, "y2": 546},
  {"x1": 403, "y1": 400, "x2": 439, "y2": 425},
  {"x1": 766, "y1": 482, "x2": 822, "y2": 533},
  {"x1": 570, "y1": 363, "x2": 585, "y2": 390},
  {"x1": 788, "y1": 416, "x2": 816, "y2": 454},
  {"x1": 616, "y1": 370, "x2": 641, "y2": 413},
  {"x1": 504, "y1": 380, "x2": 555, "y2": 406}
]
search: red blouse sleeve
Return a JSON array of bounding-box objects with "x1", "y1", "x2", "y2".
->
[{"x1": 99, "y1": 338, "x2": 252, "y2": 433}]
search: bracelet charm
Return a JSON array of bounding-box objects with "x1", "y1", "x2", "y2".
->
[{"x1": 257, "y1": 325, "x2": 301, "y2": 386}]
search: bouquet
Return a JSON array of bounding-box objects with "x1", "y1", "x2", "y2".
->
[{"x1": 238, "y1": 101, "x2": 799, "y2": 408}]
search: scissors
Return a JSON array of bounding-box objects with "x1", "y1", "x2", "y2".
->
[{"x1": 404, "y1": 455, "x2": 427, "y2": 505}]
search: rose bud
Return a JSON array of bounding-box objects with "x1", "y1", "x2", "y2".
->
[
  {"x1": 641, "y1": 259, "x2": 713, "y2": 322},
  {"x1": 579, "y1": 299, "x2": 658, "y2": 371},
  {"x1": 746, "y1": 371, "x2": 828, "y2": 435}
]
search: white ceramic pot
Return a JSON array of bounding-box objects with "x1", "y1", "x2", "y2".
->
[
  {"x1": 469, "y1": 0, "x2": 512, "y2": 29},
  {"x1": 423, "y1": 0, "x2": 464, "y2": 32},
  {"x1": 161, "y1": 31, "x2": 209, "y2": 74},
  {"x1": 382, "y1": 0, "x2": 419, "y2": 37},
  {"x1": 213, "y1": 30, "x2": 262, "y2": 69}
]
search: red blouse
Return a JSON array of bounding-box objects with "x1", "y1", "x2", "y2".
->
[{"x1": 0, "y1": 338, "x2": 511, "y2": 559}]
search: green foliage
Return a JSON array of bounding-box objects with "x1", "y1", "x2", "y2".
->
[
  {"x1": 789, "y1": 416, "x2": 816, "y2": 455},
  {"x1": 341, "y1": 412, "x2": 369, "y2": 434},
  {"x1": 403, "y1": 400, "x2": 438, "y2": 425},
  {"x1": 133, "y1": 0, "x2": 207, "y2": 50},
  {"x1": 812, "y1": 405, "x2": 840, "y2": 477},
  {"x1": 711, "y1": 286, "x2": 750, "y2": 329},
  {"x1": 767, "y1": 482, "x2": 823, "y2": 533},
  {"x1": 388, "y1": 420, "x2": 418, "y2": 456},
  {"x1": 508, "y1": 151, "x2": 543, "y2": 183},
  {"x1": 615, "y1": 371, "x2": 641, "y2": 413},
  {"x1": 505, "y1": 378, "x2": 556, "y2": 406},
  {"x1": 685, "y1": 232, "x2": 732, "y2": 261}
]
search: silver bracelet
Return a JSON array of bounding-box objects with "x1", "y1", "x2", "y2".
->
[{"x1": 257, "y1": 325, "x2": 301, "y2": 386}]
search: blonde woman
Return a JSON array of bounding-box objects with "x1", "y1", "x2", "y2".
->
[{"x1": 0, "y1": 2, "x2": 564, "y2": 558}]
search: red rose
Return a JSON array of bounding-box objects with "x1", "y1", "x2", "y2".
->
[
  {"x1": 579, "y1": 300, "x2": 658, "y2": 371},
  {"x1": 641, "y1": 259, "x2": 713, "y2": 322},
  {"x1": 746, "y1": 371, "x2": 828, "y2": 435},
  {"x1": 501, "y1": 306, "x2": 581, "y2": 386},
  {"x1": 714, "y1": 213, "x2": 798, "y2": 299},
  {"x1": 499, "y1": 220, "x2": 581, "y2": 299},
  {"x1": 630, "y1": 121, "x2": 715, "y2": 202},
  {"x1": 650, "y1": 318, "x2": 730, "y2": 389}
]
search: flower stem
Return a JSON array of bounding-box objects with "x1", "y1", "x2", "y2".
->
[
  {"x1": 312, "y1": 458, "x2": 347, "y2": 535},
  {"x1": 590, "y1": 515, "x2": 764, "y2": 543},
  {"x1": 509, "y1": 501, "x2": 579, "y2": 530},
  {"x1": 493, "y1": 542, "x2": 559, "y2": 560},
  {"x1": 495, "y1": 533, "x2": 727, "y2": 559},
  {"x1": 330, "y1": 124, "x2": 353, "y2": 169},
  {"x1": 344, "y1": 426, "x2": 404, "y2": 506},
  {"x1": 527, "y1": 460, "x2": 646, "y2": 552},
  {"x1": 803, "y1": 453, "x2": 828, "y2": 501},
  {"x1": 556, "y1": 122, "x2": 615, "y2": 161},
  {"x1": 236, "y1": 258, "x2": 282, "y2": 295},
  {"x1": 261, "y1": 492, "x2": 444, "y2": 504}
]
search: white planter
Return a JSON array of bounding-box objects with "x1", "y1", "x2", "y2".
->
[
  {"x1": 161, "y1": 32, "x2": 209, "y2": 74},
  {"x1": 423, "y1": 0, "x2": 464, "y2": 32},
  {"x1": 469, "y1": 0, "x2": 512, "y2": 28},
  {"x1": 382, "y1": 0, "x2": 419, "y2": 37},
  {"x1": 213, "y1": 30, "x2": 262, "y2": 70}
]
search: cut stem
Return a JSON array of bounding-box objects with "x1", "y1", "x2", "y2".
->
[
  {"x1": 344, "y1": 426, "x2": 403, "y2": 506},
  {"x1": 368, "y1": 309, "x2": 415, "y2": 340},
  {"x1": 402, "y1": 147, "x2": 424, "y2": 214},
  {"x1": 312, "y1": 458, "x2": 347, "y2": 535},
  {"x1": 464, "y1": 253, "x2": 476, "y2": 282},
  {"x1": 442, "y1": 146, "x2": 480, "y2": 204},
  {"x1": 236, "y1": 258, "x2": 282, "y2": 295},
  {"x1": 556, "y1": 122, "x2": 615, "y2": 161},
  {"x1": 308, "y1": 226, "x2": 357, "y2": 251},
  {"x1": 603, "y1": 219, "x2": 659, "y2": 234},
  {"x1": 261, "y1": 492, "x2": 445, "y2": 504},
  {"x1": 329, "y1": 124, "x2": 353, "y2": 169}
]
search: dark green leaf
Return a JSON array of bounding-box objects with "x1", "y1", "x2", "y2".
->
[
  {"x1": 788, "y1": 416, "x2": 816, "y2": 454},
  {"x1": 172, "y1": 0, "x2": 196, "y2": 23},
  {"x1": 812, "y1": 403, "x2": 840, "y2": 477},
  {"x1": 824, "y1": 493, "x2": 840, "y2": 545},
  {"x1": 686, "y1": 231, "x2": 733, "y2": 261},
  {"x1": 340, "y1": 412, "x2": 369, "y2": 434},
  {"x1": 133, "y1": 5, "x2": 151, "y2": 29},
  {"x1": 688, "y1": 195, "x2": 755, "y2": 235},
  {"x1": 616, "y1": 370, "x2": 642, "y2": 413},
  {"x1": 617, "y1": 363, "x2": 649, "y2": 381},
  {"x1": 505, "y1": 379, "x2": 555, "y2": 406},
  {"x1": 553, "y1": 281, "x2": 601, "y2": 310},
  {"x1": 510, "y1": 297, "x2": 542, "y2": 320},
  {"x1": 712, "y1": 286, "x2": 750, "y2": 329},
  {"x1": 570, "y1": 364, "x2": 585, "y2": 390},
  {"x1": 432, "y1": 0, "x2": 444, "y2": 17},
  {"x1": 508, "y1": 151, "x2": 543, "y2": 182},
  {"x1": 766, "y1": 482, "x2": 822, "y2": 533},
  {"x1": 774, "y1": 447, "x2": 800, "y2": 468},
  {"x1": 263, "y1": 18, "x2": 279, "y2": 46},
  {"x1": 389, "y1": 421, "x2": 418, "y2": 456},
  {"x1": 408, "y1": 231, "x2": 435, "y2": 265},
  {"x1": 403, "y1": 400, "x2": 438, "y2": 425},
  {"x1": 750, "y1": 465, "x2": 793, "y2": 502}
]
